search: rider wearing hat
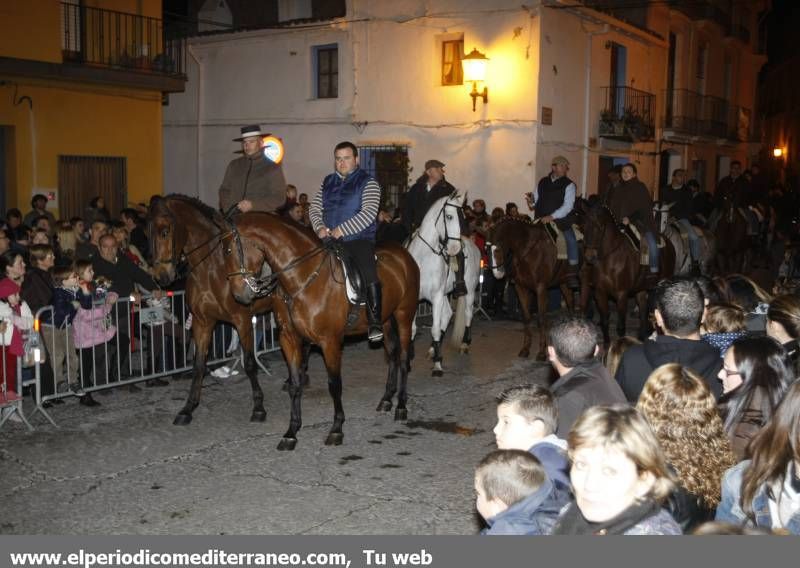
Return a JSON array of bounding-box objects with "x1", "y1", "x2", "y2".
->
[
  {"x1": 402, "y1": 159, "x2": 469, "y2": 298},
  {"x1": 525, "y1": 155, "x2": 580, "y2": 289},
  {"x1": 309, "y1": 141, "x2": 384, "y2": 343},
  {"x1": 219, "y1": 125, "x2": 287, "y2": 214}
]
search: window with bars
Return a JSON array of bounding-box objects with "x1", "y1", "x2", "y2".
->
[
  {"x1": 357, "y1": 145, "x2": 409, "y2": 213},
  {"x1": 58, "y1": 156, "x2": 127, "y2": 220},
  {"x1": 441, "y1": 39, "x2": 464, "y2": 86},
  {"x1": 314, "y1": 44, "x2": 338, "y2": 99}
]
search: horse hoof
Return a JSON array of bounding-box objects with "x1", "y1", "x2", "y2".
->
[
  {"x1": 277, "y1": 438, "x2": 297, "y2": 451},
  {"x1": 376, "y1": 400, "x2": 393, "y2": 412},
  {"x1": 325, "y1": 432, "x2": 344, "y2": 446},
  {"x1": 394, "y1": 408, "x2": 408, "y2": 421},
  {"x1": 173, "y1": 413, "x2": 193, "y2": 426},
  {"x1": 518, "y1": 349, "x2": 530, "y2": 358},
  {"x1": 535, "y1": 351, "x2": 547, "y2": 362},
  {"x1": 432, "y1": 369, "x2": 444, "y2": 378},
  {"x1": 250, "y1": 410, "x2": 267, "y2": 422}
]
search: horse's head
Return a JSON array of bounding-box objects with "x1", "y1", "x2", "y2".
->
[
  {"x1": 422, "y1": 192, "x2": 464, "y2": 257},
  {"x1": 220, "y1": 219, "x2": 267, "y2": 305},
  {"x1": 487, "y1": 218, "x2": 518, "y2": 279},
  {"x1": 582, "y1": 203, "x2": 615, "y2": 265},
  {"x1": 148, "y1": 196, "x2": 186, "y2": 286}
]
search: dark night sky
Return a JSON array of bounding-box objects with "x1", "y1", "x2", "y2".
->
[{"x1": 765, "y1": 0, "x2": 800, "y2": 69}]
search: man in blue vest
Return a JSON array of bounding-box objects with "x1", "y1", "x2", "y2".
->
[
  {"x1": 309, "y1": 141, "x2": 384, "y2": 343},
  {"x1": 525, "y1": 156, "x2": 580, "y2": 289}
]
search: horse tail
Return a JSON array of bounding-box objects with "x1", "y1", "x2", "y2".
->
[{"x1": 450, "y1": 294, "x2": 467, "y2": 349}]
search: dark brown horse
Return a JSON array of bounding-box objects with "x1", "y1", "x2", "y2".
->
[
  {"x1": 148, "y1": 195, "x2": 286, "y2": 426},
  {"x1": 489, "y1": 218, "x2": 575, "y2": 360},
  {"x1": 579, "y1": 203, "x2": 675, "y2": 345},
  {"x1": 222, "y1": 212, "x2": 420, "y2": 450},
  {"x1": 714, "y1": 197, "x2": 750, "y2": 274}
]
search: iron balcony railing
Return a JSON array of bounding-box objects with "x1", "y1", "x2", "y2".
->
[
  {"x1": 598, "y1": 85, "x2": 656, "y2": 141},
  {"x1": 663, "y1": 88, "x2": 750, "y2": 142},
  {"x1": 60, "y1": 2, "x2": 185, "y2": 77}
]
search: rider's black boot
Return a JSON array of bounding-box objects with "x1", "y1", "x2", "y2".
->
[
  {"x1": 366, "y1": 282, "x2": 384, "y2": 343},
  {"x1": 565, "y1": 264, "x2": 581, "y2": 290},
  {"x1": 452, "y1": 251, "x2": 468, "y2": 298}
]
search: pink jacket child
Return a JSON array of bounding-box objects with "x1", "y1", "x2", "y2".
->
[{"x1": 72, "y1": 285, "x2": 118, "y2": 349}]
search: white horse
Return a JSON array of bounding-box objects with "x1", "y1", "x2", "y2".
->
[
  {"x1": 658, "y1": 205, "x2": 716, "y2": 276},
  {"x1": 406, "y1": 192, "x2": 481, "y2": 377}
]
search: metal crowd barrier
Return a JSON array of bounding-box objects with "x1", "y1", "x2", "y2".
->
[{"x1": 2, "y1": 293, "x2": 452, "y2": 430}]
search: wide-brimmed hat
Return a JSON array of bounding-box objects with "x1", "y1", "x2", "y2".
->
[{"x1": 233, "y1": 125, "x2": 264, "y2": 142}]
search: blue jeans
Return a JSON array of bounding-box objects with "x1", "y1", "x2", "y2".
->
[
  {"x1": 676, "y1": 218, "x2": 700, "y2": 260},
  {"x1": 644, "y1": 231, "x2": 659, "y2": 272},
  {"x1": 562, "y1": 227, "x2": 579, "y2": 265}
]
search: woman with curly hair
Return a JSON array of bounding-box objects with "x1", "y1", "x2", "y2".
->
[
  {"x1": 637, "y1": 364, "x2": 737, "y2": 531},
  {"x1": 716, "y1": 380, "x2": 800, "y2": 533},
  {"x1": 718, "y1": 336, "x2": 794, "y2": 459}
]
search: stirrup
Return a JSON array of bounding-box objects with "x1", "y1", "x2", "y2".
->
[{"x1": 368, "y1": 325, "x2": 384, "y2": 342}]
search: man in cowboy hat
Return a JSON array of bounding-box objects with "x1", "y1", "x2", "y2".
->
[
  {"x1": 402, "y1": 159, "x2": 469, "y2": 297},
  {"x1": 525, "y1": 155, "x2": 580, "y2": 289},
  {"x1": 219, "y1": 124, "x2": 287, "y2": 214}
]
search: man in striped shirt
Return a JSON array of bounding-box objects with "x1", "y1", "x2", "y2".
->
[{"x1": 309, "y1": 142, "x2": 384, "y2": 342}]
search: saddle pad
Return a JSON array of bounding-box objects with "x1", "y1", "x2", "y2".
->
[
  {"x1": 544, "y1": 222, "x2": 568, "y2": 261},
  {"x1": 627, "y1": 225, "x2": 665, "y2": 265},
  {"x1": 340, "y1": 259, "x2": 364, "y2": 305}
]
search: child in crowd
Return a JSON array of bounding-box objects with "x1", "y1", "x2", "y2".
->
[
  {"x1": 72, "y1": 260, "x2": 118, "y2": 407},
  {"x1": 0, "y1": 279, "x2": 34, "y2": 403},
  {"x1": 50, "y1": 265, "x2": 81, "y2": 394},
  {"x1": 702, "y1": 303, "x2": 747, "y2": 357},
  {"x1": 475, "y1": 450, "x2": 563, "y2": 535},
  {"x1": 604, "y1": 336, "x2": 641, "y2": 378},
  {"x1": 493, "y1": 384, "x2": 571, "y2": 494}
]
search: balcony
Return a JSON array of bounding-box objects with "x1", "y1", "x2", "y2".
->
[
  {"x1": 598, "y1": 86, "x2": 656, "y2": 142},
  {"x1": 671, "y1": 0, "x2": 730, "y2": 31},
  {"x1": 663, "y1": 89, "x2": 750, "y2": 142},
  {"x1": 61, "y1": 2, "x2": 185, "y2": 79}
]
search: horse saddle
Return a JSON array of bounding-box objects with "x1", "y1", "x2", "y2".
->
[
  {"x1": 623, "y1": 224, "x2": 666, "y2": 265},
  {"x1": 541, "y1": 221, "x2": 583, "y2": 260},
  {"x1": 330, "y1": 243, "x2": 365, "y2": 305}
]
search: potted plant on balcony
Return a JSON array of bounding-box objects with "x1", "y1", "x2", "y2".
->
[
  {"x1": 599, "y1": 110, "x2": 617, "y2": 136},
  {"x1": 623, "y1": 108, "x2": 647, "y2": 138}
]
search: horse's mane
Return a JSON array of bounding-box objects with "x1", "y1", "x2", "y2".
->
[{"x1": 164, "y1": 194, "x2": 226, "y2": 224}]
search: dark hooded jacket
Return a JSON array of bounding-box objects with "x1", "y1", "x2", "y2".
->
[
  {"x1": 481, "y1": 476, "x2": 569, "y2": 535},
  {"x1": 615, "y1": 335, "x2": 723, "y2": 402}
]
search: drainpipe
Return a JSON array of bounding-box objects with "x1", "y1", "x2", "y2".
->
[
  {"x1": 187, "y1": 44, "x2": 202, "y2": 199},
  {"x1": 581, "y1": 24, "x2": 610, "y2": 198}
]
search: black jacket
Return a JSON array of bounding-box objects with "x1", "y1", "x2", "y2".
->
[
  {"x1": 20, "y1": 266, "x2": 54, "y2": 321},
  {"x1": 402, "y1": 177, "x2": 466, "y2": 234},
  {"x1": 92, "y1": 254, "x2": 156, "y2": 297},
  {"x1": 666, "y1": 482, "x2": 715, "y2": 533},
  {"x1": 615, "y1": 335, "x2": 723, "y2": 402},
  {"x1": 550, "y1": 361, "x2": 628, "y2": 437}
]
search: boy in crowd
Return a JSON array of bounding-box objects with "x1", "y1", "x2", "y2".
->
[
  {"x1": 475, "y1": 450, "x2": 564, "y2": 535},
  {"x1": 493, "y1": 384, "x2": 571, "y2": 493}
]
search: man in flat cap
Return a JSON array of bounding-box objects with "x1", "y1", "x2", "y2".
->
[
  {"x1": 525, "y1": 155, "x2": 580, "y2": 289},
  {"x1": 402, "y1": 159, "x2": 469, "y2": 297},
  {"x1": 219, "y1": 125, "x2": 287, "y2": 214}
]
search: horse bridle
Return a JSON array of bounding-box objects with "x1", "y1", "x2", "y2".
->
[
  {"x1": 223, "y1": 218, "x2": 331, "y2": 298},
  {"x1": 149, "y1": 209, "x2": 233, "y2": 275},
  {"x1": 410, "y1": 199, "x2": 463, "y2": 258}
]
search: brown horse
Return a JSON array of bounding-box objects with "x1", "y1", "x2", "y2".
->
[
  {"x1": 148, "y1": 195, "x2": 288, "y2": 426},
  {"x1": 489, "y1": 218, "x2": 575, "y2": 360},
  {"x1": 222, "y1": 212, "x2": 420, "y2": 450},
  {"x1": 714, "y1": 197, "x2": 750, "y2": 274},
  {"x1": 579, "y1": 203, "x2": 675, "y2": 345}
]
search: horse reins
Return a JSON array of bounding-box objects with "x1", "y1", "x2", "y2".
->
[{"x1": 409, "y1": 199, "x2": 463, "y2": 259}]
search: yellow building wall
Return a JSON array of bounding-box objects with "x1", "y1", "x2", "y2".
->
[
  {"x1": 0, "y1": 1, "x2": 62, "y2": 63},
  {"x1": 0, "y1": 80, "x2": 163, "y2": 217}
]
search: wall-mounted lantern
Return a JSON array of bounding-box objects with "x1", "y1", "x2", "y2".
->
[
  {"x1": 773, "y1": 147, "x2": 784, "y2": 158},
  {"x1": 462, "y1": 47, "x2": 489, "y2": 112}
]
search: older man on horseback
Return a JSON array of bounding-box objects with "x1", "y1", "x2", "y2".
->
[
  {"x1": 525, "y1": 156, "x2": 580, "y2": 290},
  {"x1": 662, "y1": 169, "x2": 702, "y2": 275},
  {"x1": 602, "y1": 163, "x2": 660, "y2": 288},
  {"x1": 309, "y1": 141, "x2": 384, "y2": 343},
  {"x1": 403, "y1": 159, "x2": 469, "y2": 298}
]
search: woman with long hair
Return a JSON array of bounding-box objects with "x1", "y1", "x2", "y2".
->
[
  {"x1": 55, "y1": 224, "x2": 78, "y2": 267},
  {"x1": 551, "y1": 405, "x2": 681, "y2": 535},
  {"x1": 637, "y1": 364, "x2": 737, "y2": 531},
  {"x1": 766, "y1": 294, "x2": 800, "y2": 375},
  {"x1": 718, "y1": 336, "x2": 793, "y2": 459},
  {"x1": 716, "y1": 274, "x2": 773, "y2": 334},
  {"x1": 716, "y1": 380, "x2": 800, "y2": 533}
]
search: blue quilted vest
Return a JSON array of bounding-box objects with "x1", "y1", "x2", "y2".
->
[{"x1": 321, "y1": 167, "x2": 377, "y2": 242}]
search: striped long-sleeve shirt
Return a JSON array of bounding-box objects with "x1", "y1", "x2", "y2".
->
[{"x1": 309, "y1": 174, "x2": 382, "y2": 238}]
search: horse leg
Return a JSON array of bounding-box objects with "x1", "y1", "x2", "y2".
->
[
  {"x1": 595, "y1": 290, "x2": 611, "y2": 348},
  {"x1": 235, "y1": 320, "x2": 266, "y2": 423},
  {"x1": 173, "y1": 318, "x2": 214, "y2": 426},
  {"x1": 277, "y1": 328, "x2": 304, "y2": 451},
  {"x1": 560, "y1": 283, "x2": 575, "y2": 314},
  {"x1": 321, "y1": 340, "x2": 345, "y2": 446},
  {"x1": 460, "y1": 279, "x2": 476, "y2": 354},
  {"x1": 395, "y1": 309, "x2": 414, "y2": 422},
  {"x1": 516, "y1": 283, "x2": 533, "y2": 358},
  {"x1": 377, "y1": 316, "x2": 399, "y2": 413},
  {"x1": 430, "y1": 295, "x2": 448, "y2": 377},
  {"x1": 299, "y1": 340, "x2": 311, "y2": 388},
  {"x1": 614, "y1": 291, "x2": 628, "y2": 339},
  {"x1": 535, "y1": 283, "x2": 548, "y2": 361}
]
